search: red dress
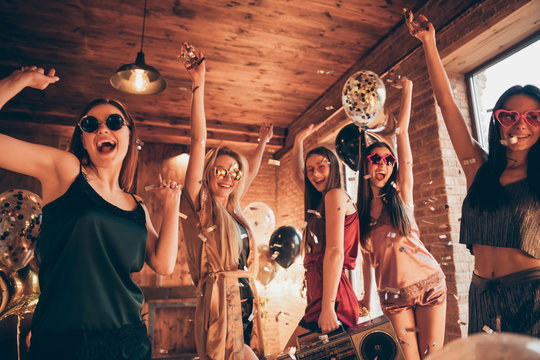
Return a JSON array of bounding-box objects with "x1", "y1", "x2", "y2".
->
[{"x1": 300, "y1": 210, "x2": 360, "y2": 329}]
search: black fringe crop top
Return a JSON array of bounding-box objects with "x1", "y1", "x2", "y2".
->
[{"x1": 460, "y1": 178, "x2": 539, "y2": 259}]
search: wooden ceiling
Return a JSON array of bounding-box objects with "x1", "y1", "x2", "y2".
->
[{"x1": 0, "y1": 0, "x2": 426, "y2": 153}]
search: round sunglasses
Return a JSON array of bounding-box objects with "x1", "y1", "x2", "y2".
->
[
  {"x1": 78, "y1": 114, "x2": 128, "y2": 133},
  {"x1": 494, "y1": 109, "x2": 540, "y2": 128},
  {"x1": 214, "y1": 166, "x2": 243, "y2": 181},
  {"x1": 367, "y1": 152, "x2": 397, "y2": 166}
]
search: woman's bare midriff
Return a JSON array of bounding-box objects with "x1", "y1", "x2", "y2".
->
[{"x1": 473, "y1": 244, "x2": 540, "y2": 279}]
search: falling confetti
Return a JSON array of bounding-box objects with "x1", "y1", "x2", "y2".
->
[
  {"x1": 463, "y1": 158, "x2": 477, "y2": 165},
  {"x1": 179, "y1": 212, "x2": 188, "y2": 219},
  {"x1": 439, "y1": 234, "x2": 448, "y2": 240},
  {"x1": 482, "y1": 325, "x2": 494, "y2": 334},
  {"x1": 325, "y1": 105, "x2": 335, "y2": 111},
  {"x1": 363, "y1": 174, "x2": 372, "y2": 179},
  {"x1": 206, "y1": 225, "x2": 217, "y2": 233},
  {"x1": 307, "y1": 209, "x2": 321, "y2": 217},
  {"x1": 197, "y1": 233, "x2": 208, "y2": 242},
  {"x1": 268, "y1": 159, "x2": 280, "y2": 166},
  {"x1": 387, "y1": 232, "x2": 396, "y2": 238}
]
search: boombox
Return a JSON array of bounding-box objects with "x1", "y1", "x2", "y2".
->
[{"x1": 276, "y1": 316, "x2": 405, "y2": 360}]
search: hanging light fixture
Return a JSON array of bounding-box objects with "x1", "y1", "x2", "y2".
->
[{"x1": 110, "y1": 0, "x2": 166, "y2": 95}]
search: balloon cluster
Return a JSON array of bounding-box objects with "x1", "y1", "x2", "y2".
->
[
  {"x1": 243, "y1": 203, "x2": 302, "y2": 286},
  {"x1": 336, "y1": 70, "x2": 388, "y2": 170},
  {"x1": 0, "y1": 189, "x2": 42, "y2": 322}
]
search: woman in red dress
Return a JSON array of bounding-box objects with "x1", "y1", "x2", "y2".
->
[{"x1": 285, "y1": 128, "x2": 360, "y2": 348}]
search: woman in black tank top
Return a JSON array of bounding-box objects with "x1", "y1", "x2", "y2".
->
[{"x1": 0, "y1": 66, "x2": 182, "y2": 358}]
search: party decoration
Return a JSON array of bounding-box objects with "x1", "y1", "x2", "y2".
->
[
  {"x1": 424, "y1": 332, "x2": 540, "y2": 360},
  {"x1": 0, "y1": 259, "x2": 40, "y2": 321},
  {"x1": 243, "y1": 202, "x2": 276, "y2": 246},
  {"x1": 256, "y1": 245, "x2": 278, "y2": 286},
  {"x1": 335, "y1": 124, "x2": 384, "y2": 171},
  {"x1": 0, "y1": 190, "x2": 42, "y2": 271},
  {"x1": 178, "y1": 42, "x2": 202, "y2": 69},
  {"x1": 269, "y1": 226, "x2": 302, "y2": 269},
  {"x1": 342, "y1": 70, "x2": 386, "y2": 127}
]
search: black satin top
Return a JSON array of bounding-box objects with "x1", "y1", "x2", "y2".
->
[{"x1": 32, "y1": 172, "x2": 147, "y2": 333}]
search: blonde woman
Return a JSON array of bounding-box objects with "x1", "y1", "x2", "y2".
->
[{"x1": 179, "y1": 47, "x2": 273, "y2": 359}]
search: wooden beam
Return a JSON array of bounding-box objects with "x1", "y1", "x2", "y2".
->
[{"x1": 274, "y1": 0, "x2": 496, "y2": 159}]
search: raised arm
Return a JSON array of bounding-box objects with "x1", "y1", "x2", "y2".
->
[
  {"x1": 143, "y1": 175, "x2": 182, "y2": 275},
  {"x1": 318, "y1": 188, "x2": 346, "y2": 333},
  {"x1": 183, "y1": 46, "x2": 207, "y2": 203},
  {"x1": 406, "y1": 12, "x2": 484, "y2": 187},
  {"x1": 245, "y1": 122, "x2": 273, "y2": 190},
  {"x1": 291, "y1": 123, "x2": 323, "y2": 190},
  {"x1": 0, "y1": 67, "x2": 79, "y2": 204},
  {"x1": 394, "y1": 76, "x2": 414, "y2": 205}
]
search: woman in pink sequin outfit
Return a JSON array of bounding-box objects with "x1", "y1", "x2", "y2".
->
[{"x1": 359, "y1": 77, "x2": 447, "y2": 360}]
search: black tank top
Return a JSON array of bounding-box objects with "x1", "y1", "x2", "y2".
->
[{"x1": 32, "y1": 172, "x2": 147, "y2": 333}]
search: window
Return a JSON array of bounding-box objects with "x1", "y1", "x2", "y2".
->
[{"x1": 468, "y1": 36, "x2": 540, "y2": 149}]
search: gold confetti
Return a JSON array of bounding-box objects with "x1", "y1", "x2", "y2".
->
[
  {"x1": 179, "y1": 212, "x2": 188, "y2": 219},
  {"x1": 268, "y1": 159, "x2": 281, "y2": 166},
  {"x1": 206, "y1": 225, "x2": 217, "y2": 233},
  {"x1": 325, "y1": 105, "x2": 334, "y2": 111},
  {"x1": 439, "y1": 234, "x2": 448, "y2": 240},
  {"x1": 463, "y1": 158, "x2": 477, "y2": 165},
  {"x1": 482, "y1": 325, "x2": 494, "y2": 334},
  {"x1": 197, "y1": 233, "x2": 208, "y2": 242},
  {"x1": 363, "y1": 174, "x2": 372, "y2": 179}
]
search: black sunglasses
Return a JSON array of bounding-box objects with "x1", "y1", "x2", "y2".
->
[{"x1": 78, "y1": 114, "x2": 128, "y2": 133}]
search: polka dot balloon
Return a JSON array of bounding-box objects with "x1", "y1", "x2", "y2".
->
[
  {"x1": 342, "y1": 70, "x2": 386, "y2": 127},
  {"x1": 0, "y1": 189, "x2": 42, "y2": 271}
]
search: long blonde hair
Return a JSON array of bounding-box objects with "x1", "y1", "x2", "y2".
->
[{"x1": 203, "y1": 146, "x2": 251, "y2": 256}]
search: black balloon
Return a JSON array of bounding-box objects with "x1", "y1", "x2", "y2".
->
[
  {"x1": 269, "y1": 226, "x2": 301, "y2": 269},
  {"x1": 335, "y1": 124, "x2": 385, "y2": 171},
  {"x1": 335, "y1": 123, "x2": 360, "y2": 170}
]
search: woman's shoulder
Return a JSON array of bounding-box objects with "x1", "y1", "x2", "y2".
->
[{"x1": 324, "y1": 188, "x2": 348, "y2": 201}]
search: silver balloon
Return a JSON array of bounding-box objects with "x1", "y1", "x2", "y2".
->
[
  {"x1": 0, "y1": 190, "x2": 42, "y2": 271},
  {"x1": 342, "y1": 70, "x2": 386, "y2": 127},
  {"x1": 256, "y1": 245, "x2": 278, "y2": 286},
  {"x1": 243, "y1": 202, "x2": 276, "y2": 246}
]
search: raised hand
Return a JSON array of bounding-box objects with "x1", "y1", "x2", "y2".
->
[
  {"x1": 180, "y1": 42, "x2": 206, "y2": 86},
  {"x1": 404, "y1": 9, "x2": 434, "y2": 43},
  {"x1": 18, "y1": 66, "x2": 59, "y2": 90},
  {"x1": 258, "y1": 122, "x2": 273, "y2": 144}
]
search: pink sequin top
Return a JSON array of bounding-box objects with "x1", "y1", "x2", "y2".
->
[{"x1": 367, "y1": 205, "x2": 442, "y2": 291}]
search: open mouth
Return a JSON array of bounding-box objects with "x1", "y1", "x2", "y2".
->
[
  {"x1": 217, "y1": 183, "x2": 232, "y2": 189},
  {"x1": 96, "y1": 140, "x2": 117, "y2": 154},
  {"x1": 375, "y1": 171, "x2": 386, "y2": 181}
]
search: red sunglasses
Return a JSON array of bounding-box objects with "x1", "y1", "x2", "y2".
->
[
  {"x1": 494, "y1": 109, "x2": 540, "y2": 128},
  {"x1": 367, "y1": 152, "x2": 397, "y2": 166}
]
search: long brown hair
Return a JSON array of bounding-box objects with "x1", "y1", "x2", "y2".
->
[
  {"x1": 357, "y1": 141, "x2": 411, "y2": 251},
  {"x1": 68, "y1": 98, "x2": 139, "y2": 192},
  {"x1": 303, "y1": 147, "x2": 342, "y2": 219}
]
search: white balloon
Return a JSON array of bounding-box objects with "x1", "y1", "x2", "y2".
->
[
  {"x1": 425, "y1": 333, "x2": 540, "y2": 360},
  {"x1": 243, "y1": 202, "x2": 276, "y2": 246}
]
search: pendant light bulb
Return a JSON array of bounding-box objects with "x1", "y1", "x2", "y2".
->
[{"x1": 131, "y1": 69, "x2": 150, "y2": 92}]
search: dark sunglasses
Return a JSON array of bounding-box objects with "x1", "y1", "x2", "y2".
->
[
  {"x1": 494, "y1": 109, "x2": 540, "y2": 128},
  {"x1": 367, "y1": 152, "x2": 397, "y2": 166},
  {"x1": 214, "y1": 166, "x2": 243, "y2": 181},
  {"x1": 78, "y1": 114, "x2": 128, "y2": 133}
]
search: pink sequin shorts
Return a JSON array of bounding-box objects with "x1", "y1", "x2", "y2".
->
[{"x1": 379, "y1": 271, "x2": 447, "y2": 315}]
